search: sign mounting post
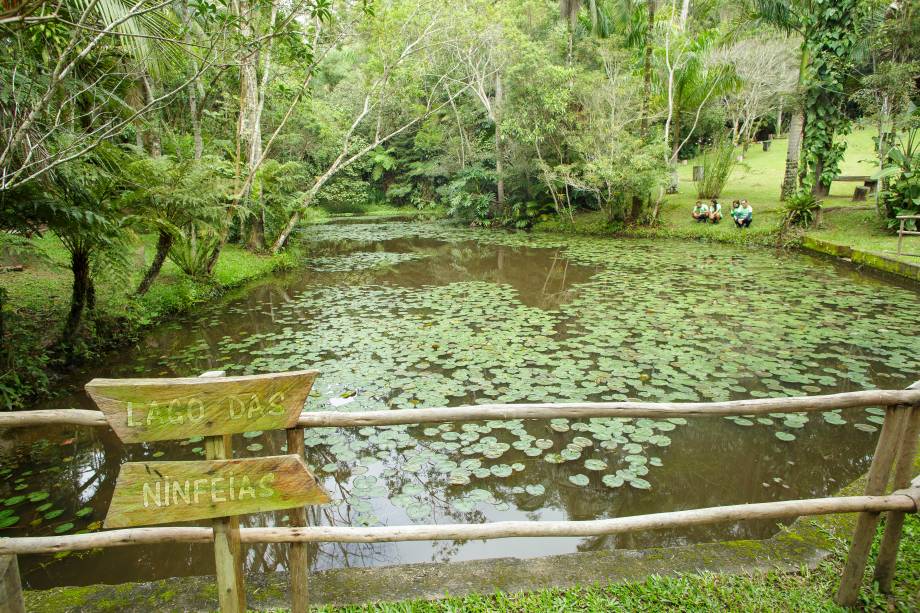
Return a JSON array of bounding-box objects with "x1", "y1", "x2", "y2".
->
[{"x1": 87, "y1": 369, "x2": 330, "y2": 613}]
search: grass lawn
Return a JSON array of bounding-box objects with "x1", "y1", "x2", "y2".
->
[
  {"x1": 660, "y1": 125, "x2": 918, "y2": 262},
  {"x1": 1, "y1": 233, "x2": 290, "y2": 329},
  {"x1": 306, "y1": 504, "x2": 920, "y2": 612},
  {"x1": 537, "y1": 124, "x2": 919, "y2": 263}
]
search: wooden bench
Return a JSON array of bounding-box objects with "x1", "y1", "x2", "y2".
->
[
  {"x1": 897, "y1": 215, "x2": 920, "y2": 258},
  {"x1": 832, "y1": 175, "x2": 879, "y2": 201}
]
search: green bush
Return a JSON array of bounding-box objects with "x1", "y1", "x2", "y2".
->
[
  {"x1": 695, "y1": 140, "x2": 737, "y2": 199},
  {"x1": 315, "y1": 172, "x2": 371, "y2": 215},
  {"x1": 782, "y1": 191, "x2": 822, "y2": 229},
  {"x1": 877, "y1": 123, "x2": 920, "y2": 231}
]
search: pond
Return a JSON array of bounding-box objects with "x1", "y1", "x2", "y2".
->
[{"x1": 3, "y1": 220, "x2": 919, "y2": 590}]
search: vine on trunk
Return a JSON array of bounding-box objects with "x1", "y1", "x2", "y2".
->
[{"x1": 800, "y1": 0, "x2": 870, "y2": 195}]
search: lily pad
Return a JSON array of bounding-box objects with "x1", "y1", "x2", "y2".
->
[
  {"x1": 0, "y1": 515, "x2": 19, "y2": 529},
  {"x1": 584, "y1": 459, "x2": 607, "y2": 471}
]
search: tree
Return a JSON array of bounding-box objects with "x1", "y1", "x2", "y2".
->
[
  {"x1": 449, "y1": 1, "x2": 506, "y2": 216},
  {"x1": 122, "y1": 152, "x2": 230, "y2": 295},
  {"x1": 716, "y1": 36, "x2": 797, "y2": 151},
  {"x1": 750, "y1": 0, "x2": 813, "y2": 199},
  {"x1": 0, "y1": 0, "x2": 221, "y2": 193},
  {"x1": 271, "y1": 1, "x2": 473, "y2": 253},
  {"x1": 798, "y1": 0, "x2": 872, "y2": 195},
  {"x1": 656, "y1": 22, "x2": 738, "y2": 192},
  {"x1": 47, "y1": 151, "x2": 130, "y2": 346},
  {"x1": 751, "y1": 0, "x2": 872, "y2": 198}
]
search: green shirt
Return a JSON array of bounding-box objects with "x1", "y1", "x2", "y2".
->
[
  {"x1": 730, "y1": 206, "x2": 743, "y2": 219},
  {"x1": 693, "y1": 204, "x2": 709, "y2": 216},
  {"x1": 709, "y1": 202, "x2": 722, "y2": 215},
  {"x1": 739, "y1": 205, "x2": 753, "y2": 218}
]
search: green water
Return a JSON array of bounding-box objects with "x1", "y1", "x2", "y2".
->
[{"x1": 3, "y1": 221, "x2": 918, "y2": 589}]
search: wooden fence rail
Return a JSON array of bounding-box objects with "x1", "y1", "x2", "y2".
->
[
  {"x1": 0, "y1": 490, "x2": 917, "y2": 556},
  {"x1": 1, "y1": 381, "x2": 918, "y2": 610},
  {"x1": 2, "y1": 388, "x2": 919, "y2": 431}
]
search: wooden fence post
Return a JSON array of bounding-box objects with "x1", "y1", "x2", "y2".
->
[
  {"x1": 287, "y1": 426, "x2": 311, "y2": 613},
  {"x1": 200, "y1": 371, "x2": 247, "y2": 613},
  {"x1": 0, "y1": 555, "x2": 25, "y2": 613},
  {"x1": 872, "y1": 382, "x2": 920, "y2": 593},
  {"x1": 835, "y1": 405, "x2": 910, "y2": 607}
]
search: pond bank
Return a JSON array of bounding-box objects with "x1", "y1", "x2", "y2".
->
[
  {"x1": 23, "y1": 450, "x2": 918, "y2": 612},
  {"x1": 533, "y1": 210, "x2": 920, "y2": 284},
  {"x1": 801, "y1": 236, "x2": 920, "y2": 282},
  {"x1": 0, "y1": 235, "x2": 295, "y2": 409}
]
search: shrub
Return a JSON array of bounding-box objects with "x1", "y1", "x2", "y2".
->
[
  {"x1": 876, "y1": 121, "x2": 920, "y2": 231},
  {"x1": 314, "y1": 166, "x2": 371, "y2": 215},
  {"x1": 695, "y1": 140, "x2": 737, "y2": 199},
  {"x1": 782, "y1": 191, "x2": 822, "y2": 229}
]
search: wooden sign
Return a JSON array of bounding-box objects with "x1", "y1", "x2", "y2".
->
[
  {"x1": 104, "y1": 455, "x2": 330, "y2": 528},
  {"x1": 86, "y1": 370, "x2": 318, "y2": 443}
]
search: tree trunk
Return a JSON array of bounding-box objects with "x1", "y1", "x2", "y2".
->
[
  {"x1": 237, "y1": 0, "x2": 265, "y2": 250},
  {"x1": 205, "y1": 239, "x2": 222, "y2": 276},
  {"x1": 875, "y1": 95, "x2": 889, "y2": 214},
  {"x1": 247, "y1": 208, "x2": 266, "y2": 251},
  {"x1": 667, "y1": 109, "x2": 682, "y2": 194},
  {"x1": 781, "y1": 110, "x2": 804, "y2": 200},
  {"x1": 272, "y1": 211, "x2": 301, "y2": 255},
  {"x1": 62, "y1": 249, "x2": 90, "y2": 344},
  {"x1": 775, "y1": 107, "x2": 783, "y2": 137},
  {"x1": 782, "y1": 45, "x2": 810, "y2": 201},
  {"x1": 640, "y1": 1, "x2": 655, "y2": 139},
  {"x1": 628, "y1": 195, "x2": 645, "y2": 223},
  {"x1": 135, "y1": 230, "x2": 172, "y2": 296},
  {"x1": 811, "y1": 157, "x2": 829, "y2": 197},
  {"x1": 141, "y1": 75, "x2": 161, "y2": 157},
  {"x1": 493, "y1": 73, "x2": 504, "y2": 218},
  {"x1": 183, "y1": 0, "x2": 204, "y2": 161},
  {"x1": 671, "y1": 109, "x2": 682, "y2": 160}
]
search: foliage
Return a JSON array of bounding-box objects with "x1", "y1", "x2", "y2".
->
[
  {"x1": 876, "y1": 118, "x2": 920, "y2": 230},
  {"x1": 799, "y1": 0, "x2": 873, "y2": 193},
  {"x1": 695, "y1": 139, "x2": 737, "y2": 199},
  {"x1": 315, "y1": 168, "x2": 372, "y2": 216},
  {"x1": 440, "y1": 166, "x2": 496, "y2": 225},
  {"x1": 507, "y1": 200, "x2": 557, "y2": 229},
  {"x1": 168, "y1": 227, "x2": 222, "y2": 278},
  {"x1": 782, "y1": 190, "x2": 821, "y2": 229},
  {"x1": 254, "y1": 160, "x2": 311, "y2": 235}
]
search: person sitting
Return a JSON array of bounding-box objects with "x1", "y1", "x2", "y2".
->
[
  {"x1": 734, "y1": 199, "x2": 753, "y2": 228},
  {"x1": 708, "y1": 199, "x2": 723, "y2": 224},
  {"x1": 730, "y1": 200, "x2": 741, "y2": 223},
  {"x1": 692, "y1": 201, "x2": 710, "y2": 222}
]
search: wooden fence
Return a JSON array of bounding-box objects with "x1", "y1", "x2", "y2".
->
[{"x1": 1, "y1": 383, "x2": 918, "y2": 611}]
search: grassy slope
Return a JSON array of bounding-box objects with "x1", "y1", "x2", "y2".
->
[
  {"x1": 538, "y1": 125, "x2": 918, "y2": 262},
  {"x1": 2, "y1": 233, "x2": 289, "y2": 328}
]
